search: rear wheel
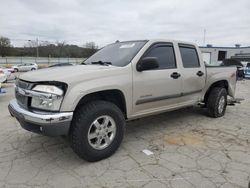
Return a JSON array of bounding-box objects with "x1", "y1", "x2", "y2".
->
[
  {"x1": 70, "y1": 100, "x2": 125, "y2": 162},
  {"x1": 207, "y1": 87, "x2": 227, "y2": 118},
  {"x1": 31, "y1": 68, "x2": 35, "y2": 71},
  {"x1": 14, "y1": 68, "x2": 18, "y2": 72}
]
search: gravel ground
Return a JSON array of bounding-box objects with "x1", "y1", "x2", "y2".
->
[{"x1": 0, "y1": 80, "x2": 250, "y2": 188}]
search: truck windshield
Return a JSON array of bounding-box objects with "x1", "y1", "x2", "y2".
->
[{"x1": 83, "y1": 41, "x2": 147, "y2": 67}]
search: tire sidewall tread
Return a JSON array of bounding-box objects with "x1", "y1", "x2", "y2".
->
[
  {"x1": 70, "y1": 100, "x2": 125, "y2": 162},
  {"x1": 207, "y1": 87, "x2": 227, "y2": 118}
]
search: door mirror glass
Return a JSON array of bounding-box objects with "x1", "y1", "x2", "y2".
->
[{"x1": 137, "y1": 57, "x2": 159, "y2": 72}]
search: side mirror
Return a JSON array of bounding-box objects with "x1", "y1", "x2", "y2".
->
[{"x1": 136, "y1": 57, "x2": 159, "y2": 72}]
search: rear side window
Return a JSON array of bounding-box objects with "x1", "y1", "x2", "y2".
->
[
  {"x1": 144, "y1": 45, "x2": 176, "y2": 69},
  {"x1": 179, "y1": 45, "x2": 200, "y2": 68}
]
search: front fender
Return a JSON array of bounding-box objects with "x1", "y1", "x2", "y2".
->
[{"x1": 60, "y1": 72, "x2": 132, "y2": 116}]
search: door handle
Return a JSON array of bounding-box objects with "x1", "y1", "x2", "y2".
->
[
  {"x1": 197, "y1": 71, "x2": 204, "y2": 77},
  {"x1": 171, "y1": 72, "x2": 181, "y2": 79}
]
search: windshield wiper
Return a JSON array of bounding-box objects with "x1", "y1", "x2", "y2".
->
[{"x1": 91, "y1": 61, "x2": 112, "y2": 66}]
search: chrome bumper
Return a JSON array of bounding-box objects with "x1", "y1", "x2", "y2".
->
[
  {"x1": 9, "y1": 99, "x2": 73, "y2": 124},
  {"x1": 8, "y1": 99, "x2": 73, "y2": 136}
]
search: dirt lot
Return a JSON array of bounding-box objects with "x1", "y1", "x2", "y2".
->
[{"x1": 0, "y1": 80, "x2": 250, "y2": 188}]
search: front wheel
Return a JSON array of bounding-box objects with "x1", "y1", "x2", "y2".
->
[
  {"x1": 70, "y1": 100, "x2": 125, "y2": 162},
  {"x1": 207, "y1": 87, "x2": 227, "y2": 118}
]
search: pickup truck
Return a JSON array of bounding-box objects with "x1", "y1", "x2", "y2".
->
[{"x1": 9, "y1": 39, "x2": 237, "y2": 161}]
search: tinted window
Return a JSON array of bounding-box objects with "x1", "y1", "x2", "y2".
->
[
  {"x1": 179, "y1": 46, "x2": 200, "y2": 68},
  {"x1": 144, "y1": 45, "x2": 176, "y2": 69}
]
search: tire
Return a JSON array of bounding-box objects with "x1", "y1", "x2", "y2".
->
[
  {"x1": 31, "y1": 68, "x2": 35, "y2": 71},
  {"x1": 70, "y1": 100, "x2": 125, "y2": 162},
  {"x1": 14, "y1": 68, "x2": 18, "y2": 72},
  {"x1": 207, "y1": 87, "x2": 227, "y2": 118}
]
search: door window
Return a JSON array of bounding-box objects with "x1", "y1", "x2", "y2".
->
[
  {"x1": 179, "y1": 45, "x2": 200, "y2": 68},
  {"x1": 143, "y1": 44, "x2": 176, "y2": 69}
]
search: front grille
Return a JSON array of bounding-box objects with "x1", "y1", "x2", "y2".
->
[{"x1": 15, "y1": 79, "x2": 34, "y2": 109}]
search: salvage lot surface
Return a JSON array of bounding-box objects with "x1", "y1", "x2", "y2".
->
[{"x1": 0, "y1": 80, "x2": 250, "y2": 188}]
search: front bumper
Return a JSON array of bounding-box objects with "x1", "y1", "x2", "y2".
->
[{"x1": 8, "y1": 99, "x2": 73, "y2": 136}]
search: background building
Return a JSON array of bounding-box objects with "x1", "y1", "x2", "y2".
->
[{"x1": 200, "y1": 45, "x2": 250, "y2": 65}]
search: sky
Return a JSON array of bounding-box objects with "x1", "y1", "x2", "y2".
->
[{"x1": 0, "y1": 0, "x2": 250, "y2": 47}]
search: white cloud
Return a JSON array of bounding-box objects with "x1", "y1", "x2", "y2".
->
[{"x1": 0, "y1": 0, "x2": 249, "y2": 47}]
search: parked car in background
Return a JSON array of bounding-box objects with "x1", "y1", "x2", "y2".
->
[
  {"x1": 220, "y1": 59, "x2": 245, "y2": 79},
  {"x1": 0, "y1": 66, "x2": 16, "y2": 82},
  {"x1": 48, "y1": 63, "x2": 74, "y2": 68},
  {"x1": 0, "y1": 68, "x2": 7, "y2": 83},
  {"x1": 12, "y1": 63, "x2": 38, "y2": 72},
  {"x1": 243, "y1": 62, "x2": 250, "y2": 79}
]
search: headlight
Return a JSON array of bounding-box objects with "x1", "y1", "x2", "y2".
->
[
  {"x1": 31, "y1": 85, "x2": 64, "y2": 111},
  {"x1": 32, "y1": 85, "x2": 63, "y2": 95}
]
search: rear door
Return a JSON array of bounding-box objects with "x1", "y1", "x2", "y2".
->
[
  {"x1": 132, "y1": 42, "x2": 183, "y2": 116},
  {"x1": 178, "y1": 44, "x2": 206, "y2": 103}
]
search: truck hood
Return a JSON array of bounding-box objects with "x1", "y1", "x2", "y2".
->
[{"x1": 19, "y1": 65, "x2": 120, "y2": 84}]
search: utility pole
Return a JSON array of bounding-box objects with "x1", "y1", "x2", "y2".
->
[
  {"x1": 28, "y1": 38, "x2": 39, "y2": 58},
  {"x1": 203, "y1": 29, "x2": 206, "y2": 46},
  {"x1": 36, "y1": 38, "x2": 39, "y2": 58}
]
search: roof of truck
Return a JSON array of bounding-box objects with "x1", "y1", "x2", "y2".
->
[{"x1": 120, "y1": 39, "x2": 197, "y2": 46}]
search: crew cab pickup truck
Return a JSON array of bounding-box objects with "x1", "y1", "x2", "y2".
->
[{"x1": 9, "y1": 39, "x2": 237, "y2": 161}]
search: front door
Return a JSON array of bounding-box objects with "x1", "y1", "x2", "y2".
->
[{"x1": 132, "y1": 43, "x2": 182, "y2": 117}]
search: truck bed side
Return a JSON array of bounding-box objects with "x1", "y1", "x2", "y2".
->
[{"x1": 204, "y1": 66, "x2": 237, "y2": 98}]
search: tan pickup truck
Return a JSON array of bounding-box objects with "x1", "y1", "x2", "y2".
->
[{"x1": 9, "y1": 39, "x2": 237, "y2": 161}]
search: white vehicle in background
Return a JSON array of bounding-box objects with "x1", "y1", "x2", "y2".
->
[
  {"x1": 12, "y1": 63, "x2": 38, "y2": 72},
  {"x1": 0, "y1": 68, "x2": 7, "y2": 83},
  {"x1": 0, "y1": 66, "x2": 15, "y2": 82}
]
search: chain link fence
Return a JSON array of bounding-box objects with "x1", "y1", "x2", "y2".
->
[{"x1": 0, "y1": 57, "x2": 86, "y2": 67}]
